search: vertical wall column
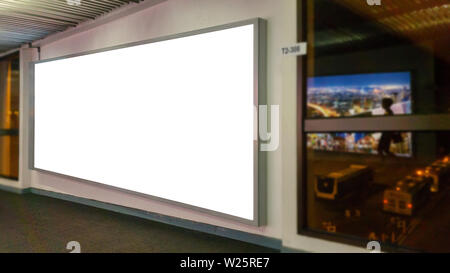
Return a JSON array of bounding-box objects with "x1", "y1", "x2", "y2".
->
[{"x1": 18, "y1": 47, "x2": 38, "y2": 189}]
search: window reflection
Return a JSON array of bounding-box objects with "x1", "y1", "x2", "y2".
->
[
  {"x1": 301, "y1": 0, "x2": 450, "y2": 252},
  {"x1": 307, "y1": 132, "x2": 412, "y2": 157},
  {"x1": 306, "y1": 132, "x2": 450, "y2": 252},
  {"x1": 0, "y1": 53, "x2": 19, "y2": 179},
  {"x1": 307, "y1": 72, "x2": 412, "y2": 118},
  {"x1": 307, "y1": 0, "x2": 450, "y2": 117}
]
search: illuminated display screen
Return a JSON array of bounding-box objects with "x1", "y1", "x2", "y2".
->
[
  {"x1": 33, "y1": 21, "x2": 262, "y2": 222},
  {"x1": 307, "y1": 72, "x2": 412, "y2": 118},
  {"x1": 307, "y1": 132, "x2": 413, "y2": 157}
]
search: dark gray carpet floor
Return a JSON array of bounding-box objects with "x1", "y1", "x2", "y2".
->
[{"x1": 0, "y1": 190, "x2": 278, "y2": 253}]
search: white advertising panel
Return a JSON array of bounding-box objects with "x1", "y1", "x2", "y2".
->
[{"x1": 33, "y1": 20, "x2": 264, "y2": 223}]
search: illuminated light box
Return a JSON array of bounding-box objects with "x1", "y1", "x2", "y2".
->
[
  {"x1": 307, "y1": 132, "x2": 413, "y2": 157},
  {"x1": 32, "y1": 19, "x2": 266, "y2": 225},
  {"x1": 307, "y1": 72, "x2": 412, "y2": 118}
]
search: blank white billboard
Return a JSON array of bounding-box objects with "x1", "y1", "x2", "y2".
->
[{"x1": 33, "y1": 20, "x2": 264, "y2": 223}]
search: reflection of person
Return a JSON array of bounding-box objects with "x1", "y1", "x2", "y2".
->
[
  {"x1": 352, "y1": 99, "x2": 363, "y2": 114},
  {"x1": 377, "y1": 98, "x2": 395, "y2": 157}
]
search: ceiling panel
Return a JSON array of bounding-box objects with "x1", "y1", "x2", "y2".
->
[
  {"x1": 313, "y1": 0, "x2": 450, "y2": 59},
  {"x1": 0, "y1": 0, "x2": 141, "y2": 54}
]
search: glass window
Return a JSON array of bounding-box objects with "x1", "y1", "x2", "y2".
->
[
  {"x1": 298, "y1": 0, "x2": 450, "y2": 252},
  {"x1": 305, "y1": 0, "x2": 450, "y2": 118},
  {"x1": 305, "y1": 132, "x2": 449, "y2": 252},
  {"x1": 0, "y1": 53, "x2": 19, "y2": 180}
]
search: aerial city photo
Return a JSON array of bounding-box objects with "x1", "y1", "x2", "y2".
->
[{"x1": 307, "y1": 72, "x2": 412, "y2": 118}]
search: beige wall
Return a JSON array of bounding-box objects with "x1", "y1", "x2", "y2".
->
[
  {"x1": 30, "y1": 0, "x2": 293, "y2": 241},
  {"x1": 4, "y1": 0, "x2": 369, "y2": 252}
]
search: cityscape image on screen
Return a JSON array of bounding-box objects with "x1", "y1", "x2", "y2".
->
[
  {"x1": 307, "y1": 72, "x2": 412, "y2": 118},
  {"x1": 307, "y1": 132, "x2": 413, "y2": 157}
]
